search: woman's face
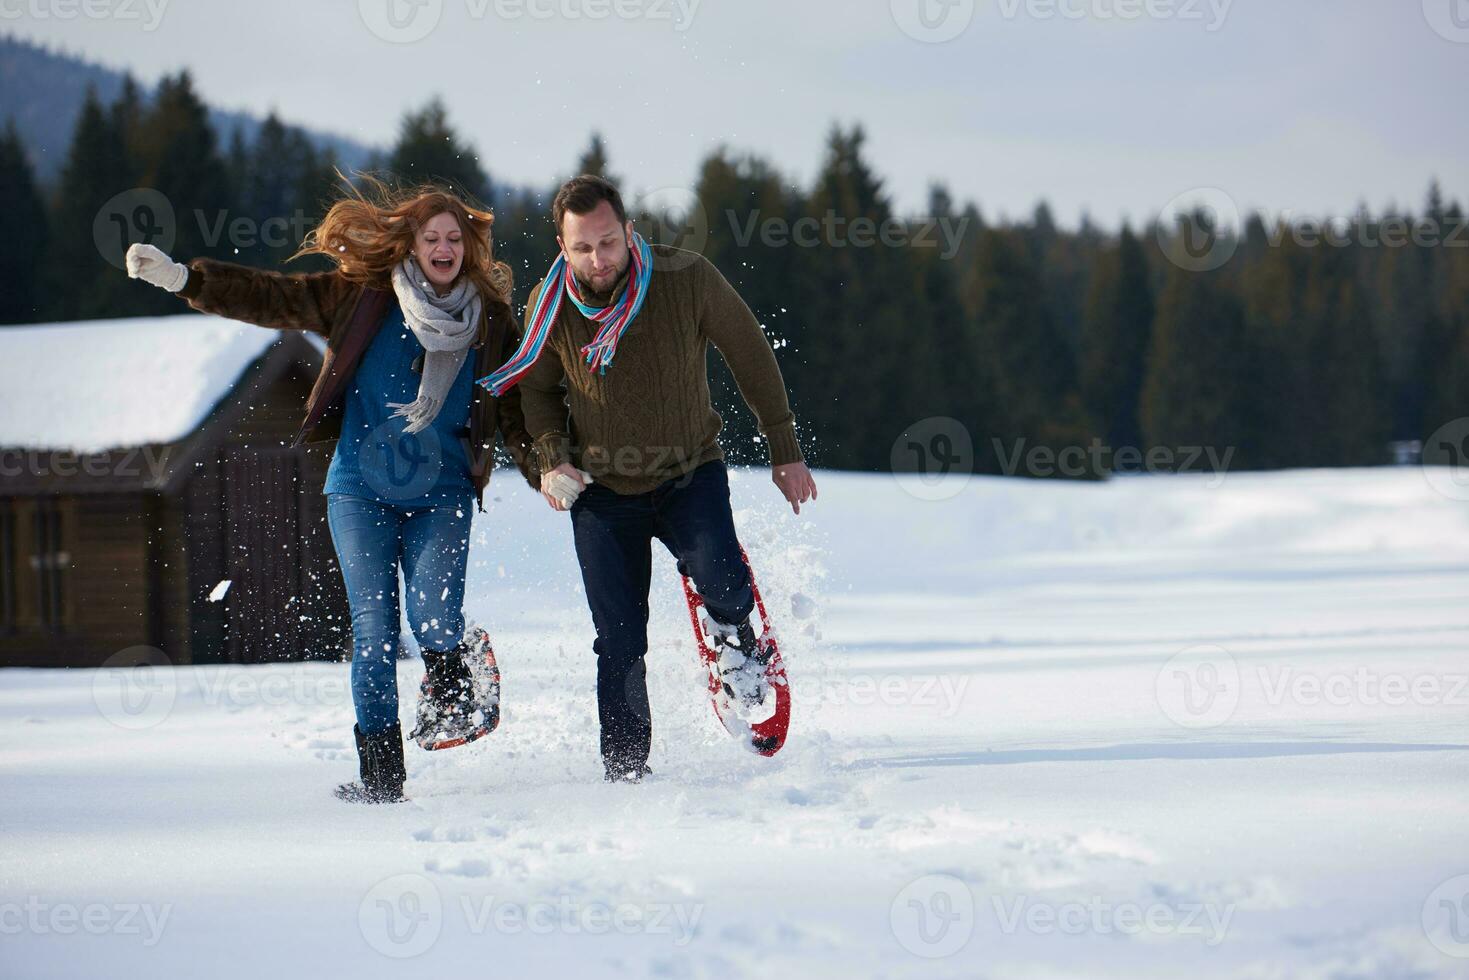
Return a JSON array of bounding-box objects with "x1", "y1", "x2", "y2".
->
[{"x1": 414, "y1": 212, "x2": 465, "y2": 292}]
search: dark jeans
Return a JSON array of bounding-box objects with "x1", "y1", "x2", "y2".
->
[
  {"x1": 326, "y1": 493, "x2": 473, "y2": 734},
  {"x1": 570, "y1": 460, "x2": 754, "y2": 771}
]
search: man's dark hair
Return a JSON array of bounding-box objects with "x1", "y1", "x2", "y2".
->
[{"x1": 553, "y1": 174, "x2": 627, "y2": 234}]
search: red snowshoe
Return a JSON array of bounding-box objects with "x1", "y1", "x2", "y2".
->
[{"x1": 681, "y1": 549, "x2": 792, "y2": 757}]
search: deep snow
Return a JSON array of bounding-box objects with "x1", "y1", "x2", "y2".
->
[{"x1": 3, "y1": 467, "x2": 1468, "y2": 979}]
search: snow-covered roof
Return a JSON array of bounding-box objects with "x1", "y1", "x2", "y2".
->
[{"x1": 0, "y1": 314, "x2": 287, "y2": 453}]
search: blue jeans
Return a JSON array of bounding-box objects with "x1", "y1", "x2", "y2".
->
[
  {"x1": 326, "y1": 493, "x2": 473, "y2": 734},
  {"x1": 569, "y1": 460, "x2": 754, "y2": 770}
]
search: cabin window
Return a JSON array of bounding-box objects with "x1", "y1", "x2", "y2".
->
[
  {"x1": 0, "y1": 501, "x2": 15, "y2": 632},
  {"x1": 32, "y1": 499, "x2": 68, "y2": 632}
]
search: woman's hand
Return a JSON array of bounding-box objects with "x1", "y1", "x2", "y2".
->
[{"x1": 125, "y1": 243, "x2": 189, "y2": 293}]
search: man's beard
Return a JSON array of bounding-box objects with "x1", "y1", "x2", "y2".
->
[{"x1": 572, "y1": 257, "x2": 631, "y2": 306}]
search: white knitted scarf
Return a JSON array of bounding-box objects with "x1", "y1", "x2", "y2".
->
[{"x1": 388, "y1": 257, "x2": 482, "y2": 434}]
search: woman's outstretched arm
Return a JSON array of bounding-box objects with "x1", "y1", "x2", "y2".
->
[{"x1": 127, "y1": 243, "x2": 357, "y2": 338}]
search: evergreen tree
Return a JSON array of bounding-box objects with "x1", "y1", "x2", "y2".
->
[
  {"x1": 111, "y1": 73, "x2": 145, "y2": 163},
  {"x1": 1426, "y1": 237, "x2": 1469, "y2": 452},
  {"x1": 293, "y1": 145, "x2": 341, "y2": 272},
  {"x1": 1025, "y1": 200, "x2": 1088, "y2": 353},
  {"x1": 45, "y1": 86, "x2": 135, "y2": 320},
  {"x1": 1079, "y1": 224, "x2": 1154, "y2": 453},
  {"x1": 948, "y1": 201, "x2": 986, "y2": 322},
  {"x1": 1375, "y1": 213, "x2": 1440, "y2": 441},
  {"x1": 967, "y1": 227, "x2": 1083, "y2": 473},
  {"x1": 1026, "y1": 201, "x2": 1058, "y2": 263},
  {"x1": 237, "y1": 112, "x2": 333, "y2": 268},
  {"x1": 1305, "y1": 245, "x2": 1389, "y2": 464},
  {"x1": 133, "y1": 71, "x2": 232, "y2": 312},
  {"x1": 1140, "y1": 222, "x2": 1255, "y2": 465},
  {"x1": 1415, "y1": 182, "x2": 1458, "y2": 441},
  {"x1": 1239, "y1": 223, "x2": 1309, "y2": 467},
  {"x1": 387, "y1": 97, "x2": 491, "y2": 202},
  {"x1": 576, "y1": 132, "x2": 613, "y2": 181},
  {"x1": 904, "y1": 184, "x2": 981, "y2": 432},
  {"x1": 692, "y1": 149, "x2": 801, "y2": 319},
  {"x1": 799, "y1": 125, "x2": 919, "y2": 469},
  {"x1": 692, "y1": 148, "x2": 807, "y2": 461},
  {"x1": 225, "y1": 126, "x2": 250, "y2": 214},
  {"x1": 0, "y1": 120, "x2": 47, "y2": 323},
  {"x1": 1251, "y1": 236, "x2": 1389, "y2": 466},
  {"x1": 493, "y1": 184, "x2": 559, "y2": 310},
  {"x1": 1426, "y1": 178, "x2": 1447, "y2": 231}
]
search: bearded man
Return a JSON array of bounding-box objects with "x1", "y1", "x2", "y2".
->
[{"x1": 479, "y1": 175, "x2": 817, "y2": 782}]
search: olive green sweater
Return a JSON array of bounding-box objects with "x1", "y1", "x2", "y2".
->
[{"x1": 520, "y1": 245, "x2": 803, "y2": 495}]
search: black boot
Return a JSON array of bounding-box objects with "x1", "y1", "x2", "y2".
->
[
  {"x1": 711, "y1": 618, "x2": 770, "y2": 709},
  {"x1": 335, "y1": 723, "x2": 407, "y2": 804},
  {"x1": 604, "y1": 761, "x2": 653, "y2": 784},
  {"x1": 598, "y1": 652, "x2": 652, "y2": 782},
  {"x1": 411, "y1": 643, "x2": 475, "y2": 744}
]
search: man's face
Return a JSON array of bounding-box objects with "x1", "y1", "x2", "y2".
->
[{"x1": 558, "y1": 201, "x2": 633, "y2": 295}]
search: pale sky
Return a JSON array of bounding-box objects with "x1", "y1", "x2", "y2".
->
[{"x1": 8, "y1": 0, "x2": 1467, "y2": 228}]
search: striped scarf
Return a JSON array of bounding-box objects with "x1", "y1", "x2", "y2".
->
[{"x1": 478, "y1": 232, "x2": 654, "y2": 397}]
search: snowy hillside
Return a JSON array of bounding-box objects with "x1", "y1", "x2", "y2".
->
[{"x1": 3, "y1": 467, "x2": 1468, "y2": 979}]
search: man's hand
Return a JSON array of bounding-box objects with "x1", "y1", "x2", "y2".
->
[
  {"x1": 541, "y1": 463, "x2": 592, "y2": 512},
  {"x1": 773, "y1": 461, "x2": 817, "y2": 515}
]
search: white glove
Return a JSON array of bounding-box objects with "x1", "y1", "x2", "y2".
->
[
  {"x1": 545, "y1": 469, "x2": 594, "y2": 509},
  {"x1": 125, "y1": 243, "x2": 189, "y2": 293}
]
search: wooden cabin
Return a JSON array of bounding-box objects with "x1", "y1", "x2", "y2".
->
[{"x1": 0, "y1": 315, "x2": 350, "y2": 667}]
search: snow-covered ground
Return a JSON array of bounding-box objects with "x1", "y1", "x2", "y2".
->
[{"x1": 4, "y1": 467, "x2": 1468, "y2": 979}]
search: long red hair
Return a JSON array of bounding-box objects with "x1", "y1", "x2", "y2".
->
[{"x1": 295, "y1": 172, "x2": 512, "y2": 313}]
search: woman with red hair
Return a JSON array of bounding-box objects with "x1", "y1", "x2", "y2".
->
[{"x1": 126, "y1": 176, "x2": 537, "y2": 804}]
